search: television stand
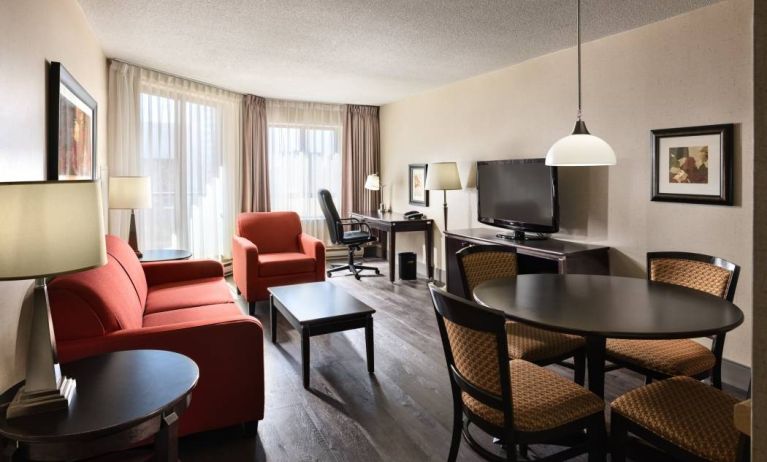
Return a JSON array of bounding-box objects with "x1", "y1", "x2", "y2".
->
[
  {"x1": 495, "y1": 231, "x2": 547, "y2": 241},
  {"x1": 444, "y1": 228, "x2": 610, "y2": 298}
]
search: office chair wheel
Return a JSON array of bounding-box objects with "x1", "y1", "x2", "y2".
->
[
  {"x1": 374, "y1": 269, "x2": 380, "y2": 275},
  {"x1": 327, "y1": 271, "x2": 332, "y2": 278},
  {"x1": 354, "y1": 274, "x2": 361, "y2": 281}
]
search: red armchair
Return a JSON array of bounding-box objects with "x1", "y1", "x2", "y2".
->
[
  {"x1": 47, "y1": 235, "x2": 264, "y2": 437},
  {"x1": 232, "y1": 211, "x2": 326, "y2": 311}
]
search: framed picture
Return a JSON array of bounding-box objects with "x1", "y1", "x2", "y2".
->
[
  {"x1": 47, "y1": 61, "x2": 97, "y2": 181},
  {"x1": 651, "y1": 124, "x2": 733, "y2": 205},
  {"x1": 409, "y1": 164, "x2": 429, "y2": 206}
]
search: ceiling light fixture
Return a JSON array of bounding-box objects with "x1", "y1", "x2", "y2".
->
[{"x1": 546, "y1": 0, "x2": 616, "y2": 167}]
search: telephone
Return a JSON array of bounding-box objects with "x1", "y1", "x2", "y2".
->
[{"x1": 404, "y1": 210, "x2": 425, "y2": 220}]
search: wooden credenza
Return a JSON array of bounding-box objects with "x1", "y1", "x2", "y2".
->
[{"x1": 444, "y1": 228, "x2": 610, "y2": 298}]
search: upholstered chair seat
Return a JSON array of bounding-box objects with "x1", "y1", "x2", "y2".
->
[
  {"x1": 606, "y1": 338, "x2": 715, "y2": 377},
  {"x1": 611, "y1": 377, "x2": 743, "y2": 462},
  {"x1": 462, "y1": 359, "x2": 603, "y2": 433},
  {"x1": 506, "y1": 322, "x2": 585, "y2": 363}
]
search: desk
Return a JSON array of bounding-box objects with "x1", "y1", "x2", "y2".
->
[
  {"x1": 351, "y1": 211, "x2": 434, "y2": 282},
  {"x1": 473, "y1": 274, "x2": 744, "y2": 398},
  {"x1": 0, "y1": 350, "x2": 198, "y2": 462}
]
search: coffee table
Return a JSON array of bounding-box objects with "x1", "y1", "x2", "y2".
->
[{"x1": 268, "y1": 281, "x2": 375, "y2": 389}]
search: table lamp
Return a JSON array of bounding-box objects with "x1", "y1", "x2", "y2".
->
[
  {"x1": 364, "y1": 173, "x2": 386, "y2": 213},
  {"x1": 0, "y1": 180, "x2": 106, "y2": 418},
  {"x1": 425, "y1": 162, "x2": 462, "y2": 230},
  {"x1": 109, "y1": 176, "x2": 151, "y2": 258}
]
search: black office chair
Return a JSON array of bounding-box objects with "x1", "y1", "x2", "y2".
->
[{"x1": 318, "y1": 189, "x2": 380, "y2": 280}]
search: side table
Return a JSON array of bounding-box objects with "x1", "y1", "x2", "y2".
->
[
  {"x1": 0, "y1": 350, "x2": 198, "y2": 462},
  {"x1": 138, "y1": 249, "x2": 193, "y2": 263}
]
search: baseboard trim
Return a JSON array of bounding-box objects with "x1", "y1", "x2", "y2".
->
[{"x1": 722, "y1": 358, "x2": 751, "y2": 393}]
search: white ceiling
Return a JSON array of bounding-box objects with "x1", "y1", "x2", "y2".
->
[{"x1": 78, "y1": 0, "x2": 717, "y2": 105}]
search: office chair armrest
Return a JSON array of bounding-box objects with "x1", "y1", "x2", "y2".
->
[{"x1": 339, "y1": 220, "x2": 372, "y2": 234}]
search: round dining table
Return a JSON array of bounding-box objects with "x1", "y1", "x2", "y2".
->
[{"x1": 473, "y1": 274, "x2": 744, "y2": 398}]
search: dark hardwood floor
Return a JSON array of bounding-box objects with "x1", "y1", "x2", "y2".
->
[{"x1": 178, "y1": 259, "x2": 745, "y2": 462}]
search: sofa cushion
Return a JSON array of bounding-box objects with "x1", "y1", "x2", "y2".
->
[
  {"x1": 237, "y1": 212, "x2": 302, "y2": 254},
  {"x1": 145, "y1": 277, "x2": 234, "y2": 314},
  {"x1": 106, "y1": 234, "x2": 148, "y2": 308},
  {"x1": 142, "y1": 303, "x2": 243, "y2": 327},
  {"x1": 258, "y1": 252, "x2": 315, "y2": 277},
  {"x1": 49, "y1": 254, "x2": 145, "y2": 339}
]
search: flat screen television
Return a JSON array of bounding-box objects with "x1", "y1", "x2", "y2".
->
[{"x1": 476, "y1": 158, "x2": 559, "y2": 240}]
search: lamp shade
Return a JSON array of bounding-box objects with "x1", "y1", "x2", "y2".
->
[
  {"x1": 109, "y1": 176, "x2": 152, "y2": 209},
  {"x1": 545, "y1": 133, "x2": 617, "y2": 166},
  {"x1": 364, "y1": 174, "x2": 380, "y2": 191},
  {"x1": 0, "y1": 181, "x2": 107, "y2": 280},
  {"x1": 425, "y1": 162, "x2": 462, "y2": 190}
]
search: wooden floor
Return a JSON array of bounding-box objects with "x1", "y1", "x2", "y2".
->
[{"x1": 177, "y1": 259, "x2": 744, "y2": 462}]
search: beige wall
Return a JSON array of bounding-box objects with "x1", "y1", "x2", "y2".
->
[
  {"x1": 381, "y1": 0, "x2": 753, "y2": 367},
  {"x1": 0, "y1": 0, "x2": 107, "y2": 392}
]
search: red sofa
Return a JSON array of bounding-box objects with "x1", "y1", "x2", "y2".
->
[
  {"x1": 48, "y1": 235, "x2": 264, "y2": 436},
  {"x1": 232, "y1": 211, "x2": 325, "y2": 310}
]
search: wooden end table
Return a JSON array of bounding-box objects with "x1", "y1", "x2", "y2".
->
[
  {"x1": 0, "y1": 350, "x2": 198, "y2": 462},
  {"x1": 269, "y1": 282, "x2": 375, "y2": 389},
  {"x1": 139, "y1": 249, "x2": 193, "y2": 263}
]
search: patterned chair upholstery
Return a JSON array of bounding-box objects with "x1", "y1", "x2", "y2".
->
[
  {"x1": 606, "y1": 252, "x2": 740, "y2": 388},
  {"x1": 611, "y1": 377, "x2": 749, "y2": 462},
  {"x1": 457, "y1": 245, "x2": 586, "y2": 382},
  {"x1": 429, "y1": 284, "x2": 605, "y2": 462}
]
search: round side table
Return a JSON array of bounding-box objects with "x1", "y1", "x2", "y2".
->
[
  {"x1": 139, "y1": 249, "x2": 193, "y2": 263},
  {"x1": 0, "y1": 350, "x2": 198, "y2": 462}
]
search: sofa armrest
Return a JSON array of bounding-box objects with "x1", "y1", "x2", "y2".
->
[
  {"x1": 56, "y1": 316, "x2": 265, "y2": 432},
  {"x1": 232, "y1": 236, "x2": 260, "y2": 301},
  {"x1": 142, "y1": 259, "x2": 224, "y2": 287}
]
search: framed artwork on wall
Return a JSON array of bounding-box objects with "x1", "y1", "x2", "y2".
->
[
  {"x1": 409, "y1": 163, "x2": 429, "y2": 206},
  {"x1": 47, "y1": 61, "x2": 97, "y2": 181},
  {"x1": 651, "y1": 124, "x2": 733, "y2": 205}
]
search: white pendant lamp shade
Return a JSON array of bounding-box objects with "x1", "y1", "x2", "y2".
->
[
  {"x1": 546, "y1": 130, "x2": 616, "y2": 166},
  {"x1": 546, "y1": 0, "x2": 616, "y2": 167}
]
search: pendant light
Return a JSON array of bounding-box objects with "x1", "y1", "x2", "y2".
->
[{"x1": 546, "y1": 0, "x2": 616, "y2": 166}]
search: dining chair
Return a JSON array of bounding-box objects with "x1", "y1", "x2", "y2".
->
[
  {"x1": 610, "y1": 376, "x2": 750, "y2": 462},
  {"x1": 606, "y1": 251, "x2": 740, "y2": 388},
  {"x1": 456, "y1": 244, "x2": 586, "y2": 384},
  {"x1": 429, "y1": 283, "x2": 606, "y2": 462}
]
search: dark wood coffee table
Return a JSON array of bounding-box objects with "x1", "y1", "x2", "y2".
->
[{"x1": 269, "y1": 281, "x2": 375, "y2": 389}]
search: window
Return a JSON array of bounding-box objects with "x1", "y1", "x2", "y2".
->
[{"x1": 266, "y1": 101, "x2": 343, "y2": 243}]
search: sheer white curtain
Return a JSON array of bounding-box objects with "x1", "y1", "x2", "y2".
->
[
  {"x1": 108, "y1": 61, "x2": 241, "y2": 260},
  {"x1": 266, "y1": 100, "x2": 343, "y2": 244}
]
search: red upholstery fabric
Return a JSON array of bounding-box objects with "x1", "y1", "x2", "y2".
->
[
  {"x1": 142, "y1": 259, "x2": 224, "y2": 286},
  {"x1": 49, "y1": 254, "x2": 144, "y2": 338},
  {"x1": 48, "y1": 235, "x2": 264, "y2": 436},
  {"x1": 232, "y1": 212, "x2": 326, "y2": 302},
  {"x1": 259, "y1": 253, "x2": 316, "y2": 276},
  {"x1": 105, "y1": 235, "x2": 148, "y2": 308},
  {"x1": 237, "y1": 212, "x2": 302, "y2": 254},
  {"x1": 142, "y1": 303, "x2": 243, "y2": 327},
  {"x1": 145, "y1": 277, "x2": 233, "y2": 314}
]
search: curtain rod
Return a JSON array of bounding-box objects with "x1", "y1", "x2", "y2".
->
[{"x1": 108, "y1": 58, "x2": 378, "y2": 108}]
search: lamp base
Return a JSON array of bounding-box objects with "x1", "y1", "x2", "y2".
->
[
  {"x1": 128, "y1": 209, "x2": 143, "y2": 258},
  {"x1": 6, "y1": 376, "x2": 76, "y2": 419}
]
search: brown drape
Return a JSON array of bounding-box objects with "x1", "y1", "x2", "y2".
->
[
  {"x1": 342, "y1": 105, "x2": 380, "y2": 216},
  {"x1": 241, "y1": 95, "x2": 270, "y2": 212}
]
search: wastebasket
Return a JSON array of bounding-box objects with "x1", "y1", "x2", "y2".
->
[{"x1": 398, "y1": 252, "x2": 417, "y2": 280}]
